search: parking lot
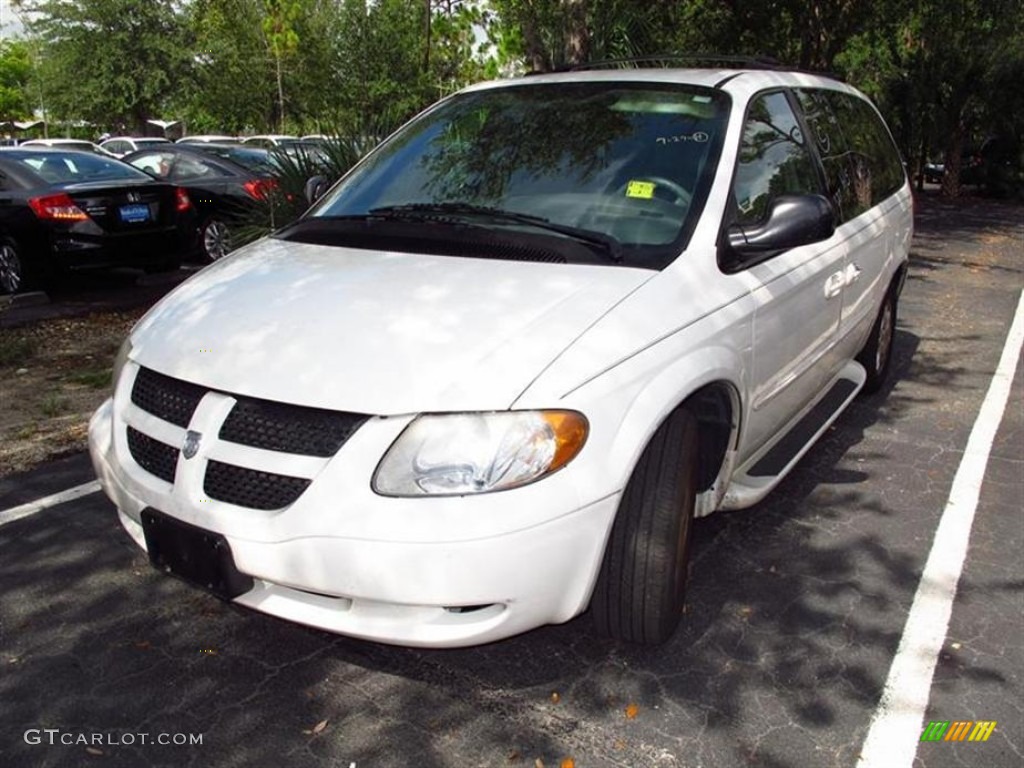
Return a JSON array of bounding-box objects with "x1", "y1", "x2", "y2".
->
[{"x1": 0, "y1": 192, "x2": 1021, "y2": 768}]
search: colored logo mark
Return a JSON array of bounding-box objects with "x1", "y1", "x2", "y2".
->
[{"x1": 920, "y1": 720, "x2": 997, "y2": 742}]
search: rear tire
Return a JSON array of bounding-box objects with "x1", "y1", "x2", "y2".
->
[
  {"x1": 591, "y1": 408, "x2": 699, "y2": 645},
  {"x1": 0, "y1": 238, "x2": 26, "y2": 295},
  {"x1": 857, "y1": 287, "x2": 897, "y2": 394},
  {"x1": 200, "y1": 218, "x2": 232, "y2": 262}
]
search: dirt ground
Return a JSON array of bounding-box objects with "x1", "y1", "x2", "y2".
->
[{"x1": 0, "y1": 309, "x2": 146, "y2": 475}]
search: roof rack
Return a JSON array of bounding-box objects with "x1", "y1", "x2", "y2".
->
[
  {"x1": 569, "y1": 55, "x2": 787, "y2": 72},
  {"x1": 528, "y1": 54, "x2": 844, "y2": 82}
]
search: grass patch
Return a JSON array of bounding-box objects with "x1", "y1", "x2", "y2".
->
[
  {"x1": 65, "y1": 368, "x2": 113, "y2": 389},
  {"x1": 0, "y1": 335, "x2": 37, "y2": 367},
  {"x1": 14, "y1": 423, "x2": 38, "y2": 440},
  {"x1": 39, "y1": 393, "x2": 70, "y2": 418}
]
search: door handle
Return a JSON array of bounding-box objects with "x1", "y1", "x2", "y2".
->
[
  {"x1": 844, "y1": 263, "x2": 862, "y2": 285},
  {"x1": 824, "y1": 271, "x2": 845, "y2": 299}
]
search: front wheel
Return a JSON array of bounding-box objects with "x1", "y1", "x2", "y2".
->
[
  {"x1": 857, "y1": 288, "x2": 897, "y2": 394},
  {"x1": 591, "y1": 407, "x2": 699, "y2": 645}
]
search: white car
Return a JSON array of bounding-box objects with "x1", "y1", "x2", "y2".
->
[
  {"x1": 241, "y1": 134, "x2": 300, "y2": 148},
  {"x1": 89, "y1": 63, "x2": 912, "y2": 648},
  {"x1": 175, "y1": 135, "x2": 240, "y2": 145},
  {"x1": 99, "y1": 136, "x2": 172, "y2": 158},
  {"x1": 19, "y1": 138, "x2": 113, "y2": 155}
]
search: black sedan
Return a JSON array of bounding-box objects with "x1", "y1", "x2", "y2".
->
[
  {"x1": 0, "y1": 149, "x2": 196, "y2": 294},
  {"x1": 123, "y1": 144, "x2": 279, "y2": 262}
]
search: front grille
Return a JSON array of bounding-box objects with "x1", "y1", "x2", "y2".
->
[
  {"x1": 204, "y1": 461, "x2": 311, "y2": 510},
  {"x1": 127, "y1": 427, "x2": 179, "y2": 483},
  {"x1": 131, "y1": 367, "x2": 205, "y2": 427},
  {"x1": 127, "y1": 366, "x2": 368, "y2": 510},
  {"x1": 219, "y1": 397, "x2": 368, "y2": 457}
]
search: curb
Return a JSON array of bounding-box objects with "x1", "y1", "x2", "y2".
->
[{"x1": 0, "y1": 291, "x2": 50, "y2": 310}]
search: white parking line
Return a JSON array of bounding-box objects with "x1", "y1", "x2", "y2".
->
[
  {"x1": 857, "y1": 288, "x2": 1024, "y2": 768},
  {"x1": 0, "y1": 480, "x2": 102, "y2": 528}
]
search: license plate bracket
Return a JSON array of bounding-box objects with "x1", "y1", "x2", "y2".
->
[
  {"x1": 119, "y1": 203, "x2": 151, "y2": 223},
  {"x1": 141, "y1": 508, "x2": 253, "y2": 600}
]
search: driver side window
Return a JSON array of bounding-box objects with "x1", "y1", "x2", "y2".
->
[{"x1": 733, "y1": 92, "x2": 822, "y2": 226}]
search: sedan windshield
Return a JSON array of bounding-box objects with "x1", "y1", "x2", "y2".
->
[{"x1": 308, "y1": 82, "x2": 729, "y2": 267}]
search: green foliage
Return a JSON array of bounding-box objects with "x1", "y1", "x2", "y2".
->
[
  {"x1": 18, "y1": 0, "x2": 191, "y2": 132},
  {"x1": 65, "y1": 368, "x2": 113, "y2": 389},
  {"x1": 0, "y1": 40, "x2": 33, "y2": 121},
  {"x1": 38, "y1": 391, "x2": 69, "y2": 417},
  {"x1": 9, "y1": 0, "x2": 1022, "y2": 198}
]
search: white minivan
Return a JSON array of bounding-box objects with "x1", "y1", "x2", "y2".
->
[{"x1": 89, "y1": 63, "x2": 912, "y2": 648}]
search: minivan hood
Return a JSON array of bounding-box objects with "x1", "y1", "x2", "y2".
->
[{"x1": 130, "y1": 238, "x2": 653, "y2": 414}]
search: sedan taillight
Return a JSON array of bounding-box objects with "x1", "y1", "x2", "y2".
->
[
  {"x1": 243, "y1": 178, "x2": 278, "y2": 201},
  {"x1": 29, "y1": 193, "x2": 89, "y2": 221},
  {"x1": 175, "y1": 187, "x2": 192, "y2": 212}
]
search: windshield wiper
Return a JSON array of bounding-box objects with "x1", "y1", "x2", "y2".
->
[{"x1": 368, "y1": 202, "x2": 624, "y2": 263}]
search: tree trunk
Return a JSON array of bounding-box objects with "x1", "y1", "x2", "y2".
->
[
  {"x1": 521, "y1": 11, "x2": 549, "y2": 72},
  {"x1": 275, "y1": 52, "x2": 286, "y2": 133},
  {"x1": 564, "y1": 0, "x2": 589, "y2": 66},
  {"x1": 941, "y1": 116, "x2": 965, "y2": 198}
]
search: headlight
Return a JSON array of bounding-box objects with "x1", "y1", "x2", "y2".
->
[
  {"x1": 372, "y1": 410, "x2": 588, "y2": 496},
  {"x1": 111, "y1": 336, "x2": 133, "y2": 391}
]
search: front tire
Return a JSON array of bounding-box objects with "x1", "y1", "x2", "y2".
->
[
  {"x1": 857, "y1": 287, "x2": 897, "y2": 394},
  {"x1": 591, "y1": 407, "x2": 699, "y2": 645},
  {"x1": 0, "y1": 238, "x2": 26, "y2": 295}
]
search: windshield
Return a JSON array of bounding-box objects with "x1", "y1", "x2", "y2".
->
[{"x1": 307, "y1": 82, "x2": 729, "y2": 267}]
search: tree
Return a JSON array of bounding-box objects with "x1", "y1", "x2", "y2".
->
[
  {"x1": 489, "y1": 0, "x2": 678, "y2": 72},
  {"x1": 262, "y1": 0, "x2": 301, "y2": 132},
  {"x1": 15, "y1": 0, "x2": 191, "y2": 133},
  {"x1": 0, "y1": 40, "x2": 33, "y2": 123}
]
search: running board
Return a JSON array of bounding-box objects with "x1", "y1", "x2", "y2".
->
[{"x1": 721, "y1": 361, "x2": 866, "y2": 510}]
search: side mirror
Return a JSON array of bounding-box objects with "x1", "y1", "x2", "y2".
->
[
  {"x1": 726, "y1": 194, "x2": 835, "y2": 260},
  {"x1": 303, "y1": 175, "x2": 330, "y2": 206}
]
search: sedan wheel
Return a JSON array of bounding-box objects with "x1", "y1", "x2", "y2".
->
[
  {"x1": 0, "y1": 240, "x2": 24, "y2": 295},
  {"x1": 201, "y1": 219, "x2": 232, "y2": 262}
]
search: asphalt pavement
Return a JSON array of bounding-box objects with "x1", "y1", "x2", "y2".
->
[{"x1": 0, "y1": 192, "x2": 1021, "y2": 768}]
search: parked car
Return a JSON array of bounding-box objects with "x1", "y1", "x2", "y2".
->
[
  {"x1": 176, "y1": 135, "x2": 241, "y2": 145},
  {"x1": 923, "y1": 161, "x2": 944, "y2": 183},
  {"x1": 0, "y1": 148, "x2": 195, "y2": 293},
  {"x1": 122, "y1": 143, "x2": 278, "y2": 262},
  {"x1": 90, "y1": 63, "x2": 912, "y2": 647},
  {"x1": 20, "y1": 138, "x2": 113, "y2": 155},
  {"x1": 99, "y1": 136, "x2": 172, "y2": 158},
  {"x1": 242, "y1": 134, "x2": 300, "y2": 148}
]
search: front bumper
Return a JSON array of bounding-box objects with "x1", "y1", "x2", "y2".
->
[{"x1": 89, "y1": 397, "x2": 619, "y2": 647}]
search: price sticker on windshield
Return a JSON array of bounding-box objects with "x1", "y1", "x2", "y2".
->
[{"x1": 626, "y1": 180, "x2": 655, "y2": 199}]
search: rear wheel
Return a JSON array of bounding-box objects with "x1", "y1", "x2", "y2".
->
[
  {"x1": 591, "y1": 407, "x2": 699, "y2": 645},
  {"x1": 200, "y1": 218, "x2": 232, "y2": 262},
  {"x1": 857, "y1": 287, "x2": 897, "y2": 394},
  {"x1": 0, "y1": 239, "x2": 26, "y2": 294}
]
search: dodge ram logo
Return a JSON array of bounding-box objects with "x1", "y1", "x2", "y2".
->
[{"x1": 182, "y1": 430, "x2": 202, "y2": 460}]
